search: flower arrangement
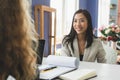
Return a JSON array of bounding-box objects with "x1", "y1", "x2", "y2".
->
[{"x1": 99, "y1": 25, "x2": 120, "y2": 42}]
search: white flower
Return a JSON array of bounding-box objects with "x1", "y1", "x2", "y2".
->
[{"x1": 105, "y1": 29, "x2": 111, "y2": 34}]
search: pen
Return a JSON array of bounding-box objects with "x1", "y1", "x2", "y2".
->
[{"x1": 43, "y1": 66, "x2": 57, "y2": 71}]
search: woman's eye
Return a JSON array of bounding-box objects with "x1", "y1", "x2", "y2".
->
[
  {"x1": 74, "y1": 19, "x2": 86, "y2": 23},
  {"x1": 80, "y1": 19, "x2": 85, "y2": 22},
  {"x1": 74, "y1": 20, "x2": 77, "y2": 22}
]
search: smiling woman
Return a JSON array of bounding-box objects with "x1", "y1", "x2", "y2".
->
[{"x1": 59, "y1": 9, "x2": 106, "y2": 63}]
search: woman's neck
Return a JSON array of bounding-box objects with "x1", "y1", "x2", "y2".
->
[
  {"x1": 77, "y1": 34, "x2": 86, "y2": 41},
  {"x1": 77, "y1": 34, "x2": 86, "y2": 55}
]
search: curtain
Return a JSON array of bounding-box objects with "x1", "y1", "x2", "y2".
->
[
  {"x1": 50, "y1": 0, "x2": 79, "y2": 44},
  {"x1": 98, "y1": 0, "x2": 110, "y2": 36}
]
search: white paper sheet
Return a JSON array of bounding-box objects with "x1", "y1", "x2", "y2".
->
[{"x1": 46, "y1": 55, "x2": 79, "y2": 68}]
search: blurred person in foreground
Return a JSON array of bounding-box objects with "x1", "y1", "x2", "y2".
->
[{"x1": 0, "y1": 0, "x2": 39, "y2": 80}]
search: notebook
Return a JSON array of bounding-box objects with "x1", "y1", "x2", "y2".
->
[
  {"x1": 38, "y1": 55, "x2": 79, "y2": 79},
  {"x1": 37, "y1": 39, "x2": 45, "y2": 64},
  {"x1": 59, "y1": 69, "x2": 97, "y2": 80}
]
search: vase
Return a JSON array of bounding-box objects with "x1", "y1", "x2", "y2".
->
[{"x1": 110, "y1": 41, "x2": 116, "y2": 49}]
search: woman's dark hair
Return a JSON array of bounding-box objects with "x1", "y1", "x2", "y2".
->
[{"x1": 62, "y1": 9, "x2": 95, "y2": 52}]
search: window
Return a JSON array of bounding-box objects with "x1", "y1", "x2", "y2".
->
[
  {"x1": 50, "y1": 0, "x2": 79, "y2": 45},
  {"x1": 98, "y1": 0, "x2": 110, "y2": 36}
]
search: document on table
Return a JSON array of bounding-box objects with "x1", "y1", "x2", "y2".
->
[{"x1": 39, "y1": 55, "x2": 79, "y2": 80}]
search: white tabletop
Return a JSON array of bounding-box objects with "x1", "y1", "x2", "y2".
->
[
  {"x1": 42, "y1": 58, "x2": 120, "y2": 80},
  {"x1": 79, "y1": 61, "x2": 120, "y2": 80}
]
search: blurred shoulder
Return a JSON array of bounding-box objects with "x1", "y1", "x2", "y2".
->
[{"x1": 93, "y1": 38, "x2": 102, "y2": 45}]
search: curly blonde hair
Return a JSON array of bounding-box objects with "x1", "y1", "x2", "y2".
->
[{"x1": 0, "y1": 0, "x2": 38, "y2": 80}]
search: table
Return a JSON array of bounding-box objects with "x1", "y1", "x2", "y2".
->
[
  {"x1": 79, "y1": 61, "x2": 120, "y2": 80},
  {"x1": 42, "y1": 58, "x2": 120, "y2": 80}
]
